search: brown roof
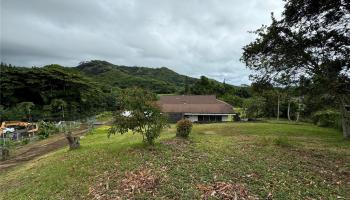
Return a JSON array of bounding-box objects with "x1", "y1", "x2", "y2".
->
[{"x1": 157, "y1": 95, "x2": 234, "y2": 114}]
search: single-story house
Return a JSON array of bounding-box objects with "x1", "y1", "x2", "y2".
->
[{"x1": 157, "y1": 95, "x2": 235, "y2": 123}]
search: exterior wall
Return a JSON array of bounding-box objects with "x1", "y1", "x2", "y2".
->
[
  {"x1": 184, "y1": 114, "x2": 235, "y2": 122},
  {"x1": 167, "y1": 113, "x2": 183, "y2": 123},
  {"x1": 222, "y1": 114, "x2": 234, "y2": 122},
  {"x1": 166, "y1": 113, "x2": 235, "y2": 123},
  {"x1": 186, "y1": 115, "x2": 198, "y2": 122}
]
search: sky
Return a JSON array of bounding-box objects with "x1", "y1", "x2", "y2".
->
[{"x1": 0, "y1": 0, "x2": 284, "y2": 85}]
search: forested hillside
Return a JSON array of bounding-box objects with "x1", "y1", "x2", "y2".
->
[
  {"x1": 0, "y1": 64, "x2": 116, "y2": 121},
  {"x1": 76, "y1": 60, "x2": 198, "y2": 93},
  {"x1": 0, "y1": 61, "x2": 238, "y2": 121}
]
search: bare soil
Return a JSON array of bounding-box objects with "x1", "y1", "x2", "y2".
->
[{"x1": 0, "y1": 126, "x2": 88, "y2": 172}]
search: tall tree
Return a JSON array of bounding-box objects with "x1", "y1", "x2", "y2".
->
[
  {"x1": 242, "y1": 0, "x2": 350, "y2": 138},
  {"x1": 50, "y1": 99, "x2": 67, "y2": 120},
  {"x1": 17, "y1": 102, "x2": 35, "y2": 122}
]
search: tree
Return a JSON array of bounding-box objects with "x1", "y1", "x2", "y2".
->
[
  {"x1": 50, "y1": 99, "x2": 67, "y2": 120},
  {"x1": 184, "y1": 76, "x2": 190, "y2": 94},
  {"x1": 108, "y1": 88, "x2": 168, "y2": 145},
  {"x1": 242, "y1": 0, "x2": 350, "y2": 138},
  {"x1": 243, "y1": 97, "x2": 266, "y2": 119},
  {"x1": 16, "y1": 102, "x2": 35, "y2": 122}
]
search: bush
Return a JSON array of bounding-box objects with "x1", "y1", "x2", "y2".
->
[
  {"x1": 176, "y1": 119, "x2": 193, "y2": 138},
  {"x1": 21, "y1": 138, "x2": 30, "y2": 145},
  {"x1": 38, "y1": 121, "x2": 59, "y2": 139},
  {"x1": 312, "y1": 109, "x2": 342, "y2": 130}
]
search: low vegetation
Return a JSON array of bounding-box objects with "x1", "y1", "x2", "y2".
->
[
  {"x1": 176, "y1": 119, "x2": 193, "y2": 138},
  {"x1": 0, "y1": 121, "x2": 349, "y2": 199}
]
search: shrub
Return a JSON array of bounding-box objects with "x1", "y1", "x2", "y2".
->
[
  {"x1": 312, "y1": 109, "x2": 342, "y2": 130},
  {"x1": 176, "y1": 119, "x2": 193, "y2": 138},
  {"x1": 37, "y1": 121, "x2": 59, "y2": 139},
  {"x1": 21, "y1": 138, "x2": 30, "y2": 145}
]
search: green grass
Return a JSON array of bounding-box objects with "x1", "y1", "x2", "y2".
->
[
  {"x1": 95, "y1": 111, "x2": 113, "y2": 122},
  {"x1": 0, "y1": 121, "x2": 349, "y2": 199}
]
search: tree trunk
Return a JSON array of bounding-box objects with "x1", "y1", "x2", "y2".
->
[
  {"x1": 340, "y1": 98, "x2": 350, "y2": 139},
  {"x1": 277, "y1": 95, "x2": 280, "y2": 121},
  {"x1": 62, "y1": 107, "x2": 65, "y2": 120},
  {"x1": 66, "y1": 132, "x2": 80, "y2": 150},
  {"x1": 0, "y1": 147, "x2": 9, "y2": 161},
  {"x1": 287, "y1": 100, "x2": 291, "y2": 121},
  {"x1": 296, "y1": 99, "x2": 301, "y2": 122}
]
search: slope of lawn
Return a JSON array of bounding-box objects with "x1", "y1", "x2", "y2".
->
[{"x1": 0, "y1": 121, "x2": 349, "y2": 199}]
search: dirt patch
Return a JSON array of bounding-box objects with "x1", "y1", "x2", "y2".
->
[
  {"x1": 88, "y1": 168, "x2": 161, "y2": 199},
  {"x1": 0, "y1": 126, "x2": 88, "y2": 172},
  {"x1": 197, "y1": 182, "x2": 258, "y2": 200}
]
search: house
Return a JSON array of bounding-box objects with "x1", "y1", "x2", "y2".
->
[{"x1": 157, "y1": 95, "x2": 235, "y2": 122}]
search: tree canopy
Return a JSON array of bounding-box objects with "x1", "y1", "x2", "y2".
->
[
  {"x1": 108, "y1": 88, "x2": 168, "y2": 145},
  {"x1": 241, "y1": 0, "x2": 350, "y2": 138}
]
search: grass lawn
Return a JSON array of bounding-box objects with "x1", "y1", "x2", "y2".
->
[{"x1": 0, "y1": 121, "x2": 349, "y2": 199}]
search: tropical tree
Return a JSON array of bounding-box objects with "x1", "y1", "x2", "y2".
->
[
  {"x1": 108, "y1": 88, "x2": 168, "y2": 145},
  {"x1": 16, "y1": 102, "x2": 35, "y2": 121},
  {"x1": 50, "y1": 99, "x2": 67, "y2": 120},
  {"x1": 242, "y1": 97, "x2": 266, "y2": 119},
  {"x1": 242, "y1": 0, "x2": 350, "y2": 138}
]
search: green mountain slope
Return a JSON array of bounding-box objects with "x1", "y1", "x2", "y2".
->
[{"x1": 76, "y1": 60, "x2": 198, "y2": 93}]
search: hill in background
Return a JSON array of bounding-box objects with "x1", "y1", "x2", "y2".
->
[{"x1": 76, "y1": 60, "x2": 199, "y2": 94}]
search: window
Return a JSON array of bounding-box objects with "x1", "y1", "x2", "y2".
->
[
  {"x1": 198, "y1": 115, "x2": 222, "y2": 122},
  {"x1": 198, "y1": 115, "x2": 204, "y2": 121}
]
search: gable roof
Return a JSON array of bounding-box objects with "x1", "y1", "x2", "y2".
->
[{"x1": 157, "y1": 95, "x2": 234, "y2": 114}]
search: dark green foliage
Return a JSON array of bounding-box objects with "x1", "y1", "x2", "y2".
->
[
  {"x1": 241, "y1": 0, "x2": 350, "y2": 137},
  {"x1": 188, "y1": 76, "x2": 250, "y2": 107},
  {"x1": 176, "y1": 119, "x2": 193, "y2": 138},
  {"x1": 16, "y1": 102, "x2": 35, "y2": 121},
  {"x1": 37, "y1": 121, "x2": 59, "y2": 139},
  {"x1": 21, "y1": 138, "x2": 30, "y2": 145},
  {"x1": 0, "y1": 63, "x2": 113, "y2": 120},
  {"x1": 242, "y1": 97, "x2": 266, "y2": 119},
  {"x1": 312, "y1": 110, "x2": 342, "y2": 130},
  {"x1": 108, "y1": 88, "x2": 168, "y2": 145},
  {"x1": 77, "y1": 60, "x2": 197, "y2": 94},
  {"x1": 1, "y1": 60, "x2": 246, "y2": 121},
  {"x1": 220, "y1": 95, "x2": 244, "y2": 107},
  {"x1": 190, "y1": 76, "x2": 227, "y2": 95}
]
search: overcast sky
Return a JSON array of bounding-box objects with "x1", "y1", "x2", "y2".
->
[{"x1": 0, "y1": 0, "x2": 284, "y2": 85}]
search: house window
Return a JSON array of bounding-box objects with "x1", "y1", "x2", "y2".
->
[
  {"x1": 198, "y1": 115, "x2": 222, "y2": 122},
  {"x1": 198, "y1": 115, "x2": 203, "y2": 121}
]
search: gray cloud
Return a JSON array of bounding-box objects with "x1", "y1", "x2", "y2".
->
[{"x1": 0, "y1": 0, "x2": 284, "y2": 85}]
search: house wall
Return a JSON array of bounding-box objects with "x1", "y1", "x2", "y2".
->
[
  {"x1": 167, "y1": 113, "x2": 183, "y2": 123},
  {"x1": 186, "y1": 115, "x2": 198, "y2": 122},
  {"x1": 166, "y1": 113, "x2": 235, "y2": 123},
  {"x1": 184, "y1": 114, "x2": 234, "y2": 122},
  {"x1": 222, "y1": 114, "x2": 234, "y2": 122}
]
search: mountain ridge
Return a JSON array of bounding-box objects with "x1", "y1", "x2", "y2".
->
[{"x1": 75, "y1": 60, "x2": 199, "y2": 93}]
